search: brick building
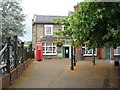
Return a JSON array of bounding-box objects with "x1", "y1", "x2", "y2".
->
[{"x1": 32, "y1": 15, "x2": 72, "y2": 59}]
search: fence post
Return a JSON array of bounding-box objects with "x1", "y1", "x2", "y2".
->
[
  {"x1": 21, "y1": 42, "x2": 24, "y2": 63},
  {"x1": 6, "y1": 37, "x2": 10, "y2": 73},
  {"x1": 14, "y1": 36, "x2": 17, "y2": 68}
]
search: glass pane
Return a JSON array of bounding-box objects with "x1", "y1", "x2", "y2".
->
[
  {"x1": 82, "y1": 48, "x2": 85, "y2": 54},
  {"x1": 42, "y1": 43, "x2": 45, "y2": 46},
  {"x1": 114, "y1": 49, "x2": 117, "y2": 54},
  {"x1": 46, "y1": 27, "x2": 51, "y2": 34},
  {"x1": 93, "y1": 48, "x2": 96, "y2": 54},
  {"x1": 118, "y1": 48, "x2": 120, "y2": 54},
  {"x1": 42, "y1": 47, "x2": 45, "y2": 51},
  {"x1": 53, "y1": 47, "x2": 56, "y2": 52},
  {"x1": 46, "y1": 47, "x2": 52, "y2": 52},
  {"x1": 46, "y1": 43, "x2": 52, "y2": 46},
  {"x1": 53, "y1": 43, "x2": 56, "y2": 46},
  {"x1": 86, "y1": 49, "x2": 92, "y2": 54},
  {"x1": 114, "y1": 47, "x2": 120, "y2": 54}
]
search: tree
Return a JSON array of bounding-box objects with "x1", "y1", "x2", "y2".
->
[
  {"x1": 54, "y1": 1, "x2": 120, "y2": 66},
  {"x1": 0, "y1": 0, "x2": 25, "y2": 42},
  {"x1": 54, "y1": 1, "x2": 120, "y2": 49}
]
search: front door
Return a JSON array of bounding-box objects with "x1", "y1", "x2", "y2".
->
[
  {"x1": 65, "y1": 47, "x2": 69, "y2": 58},
  {"x1": 106, "y1": 48, "x2": 110, "y2": 60}
]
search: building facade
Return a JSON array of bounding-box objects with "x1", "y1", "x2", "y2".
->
[{"x1": 32, "y1": 15, "x2": 72, "y2": 59}]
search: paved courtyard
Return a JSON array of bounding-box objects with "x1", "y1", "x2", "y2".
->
[{"x1": 10, "y1": 59, "x2": 120, "y2": 88}]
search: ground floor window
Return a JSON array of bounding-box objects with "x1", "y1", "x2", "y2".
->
[
  {"x1": 42, "y1": 43, "x2": 57, "y2": 55},
  {"x1": 82, "y1": 44, "x2": 97, "y2": 56},
  {"x1": 114, "y1": 46, "x2": 120, "y2": 55}
]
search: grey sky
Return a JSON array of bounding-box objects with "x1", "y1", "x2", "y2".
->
[{"x1": 19, "y1": 0, "x2": 84, "y2": 41}]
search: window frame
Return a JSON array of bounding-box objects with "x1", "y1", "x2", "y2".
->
[
  {"x1": 114, "y1": 46, "x2": 120, "y2": 55},
  {"x1": 82, "y1": 44, "x2": 97, "y2": 56},
  {"x1": 42, "y1": 43, "x2": 57, "y2": 55},
  {"x1": 44, "y1": 25, "x2": 53, "y2": 36}
]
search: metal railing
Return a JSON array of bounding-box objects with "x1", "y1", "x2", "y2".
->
[
  {"x1": 0, "y1": 44, "x2": 8, "y2": 74},
  {"x1": 0, "y1": 36, "x2": 33, "y2": 75}
]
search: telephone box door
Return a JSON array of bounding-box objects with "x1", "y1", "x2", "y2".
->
[{"x1": 36, "y1": 42, "x2": 43, "y2": 61}]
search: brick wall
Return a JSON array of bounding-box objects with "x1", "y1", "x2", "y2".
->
[
  {"x1": 75, "y1": 46, "x2": 81, "y2": 60},
  {"x1": 10, "y1": 68, "x2": 17, "y2": 84},
  {"x1": 111, "y1": 47, "x2": 114, "y2": 60},
  {"x1": 99, "y1": 48, "x2": 106, "y2": 60}
]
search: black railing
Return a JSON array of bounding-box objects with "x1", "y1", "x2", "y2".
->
[
  {"x1": 0, "y1": 44, "x2": 8, "y2": 74},
  {"x1": 0, "y1": 36, "x2": 33, "y2": 75}
]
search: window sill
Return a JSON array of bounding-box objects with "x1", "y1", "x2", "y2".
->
[
  {"x1": 83, "y1": 54, "x2": 97, "y2": 56},
  {"x1": 45, "y1": 34, "x2": 53, "y2": 36},
  {"x1": 43, "y1": 53, "x2": 57, "y2": 55},
  {"x1": 114, "y1": 54, "x2": 120, "y2": 56}
]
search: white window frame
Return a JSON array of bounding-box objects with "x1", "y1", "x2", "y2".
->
[
  {"x1": 82, "y1": 44, "x2": 97, "y2": 56},
  {"x1": 44, "y1": 25, "x2": 53, "y2": 35},
  {"x1": 42, "y1": 43, "x2": 57, "y2": 55},
  {"x1": 114, "y1": 46, "x2": 120, "y2": 55}
]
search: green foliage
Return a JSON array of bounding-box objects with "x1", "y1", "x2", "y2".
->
[
  {"x1": 0, "y1": 0, "x2": 25, "y2": 42},
  {"x1": 24, "y1": 41, "x2": 32, "y2": 48},
  {"x1": 54, "y1": 2, "x2": 120, "y2": 48}
]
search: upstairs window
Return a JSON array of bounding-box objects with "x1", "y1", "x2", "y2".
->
[
  {"x1": 114, "y1": 46, "x2": 120, "y2": 55},
  {"x1": 44, "y1": 25, "x2": 53, "y2": 35}
]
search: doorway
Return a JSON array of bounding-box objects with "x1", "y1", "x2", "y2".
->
[
  {"x1": 106, "y1": 48, "x2": 110, "y2": 60},
  {"x1": 65, "y1": 47, "x2": 69, "y2": 58}
]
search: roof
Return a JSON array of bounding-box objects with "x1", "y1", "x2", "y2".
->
[{"x1": 33, "y1": 15, "x2": 67, "y2": 24}]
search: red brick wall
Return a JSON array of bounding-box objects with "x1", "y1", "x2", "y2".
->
[
  {"x1": 24, "y1": 61, "x2": 28, "y2": 70},
  {"x1": 111, "y1": 47, "x2": 114, "y2": 60},
  {"x1": 17, "y1": 63, "x2": 24, "y2": 76},
  {"x1": 2, "y1": 74, "x2": 10, "y2": 89},
  {"x1": 96, "y1": 48, "x2": 100, "y2": 59},
  {"x1": 99, "y1": 48, "x2": 106, "y2": 60},
  {"x1": 10, "y1": 68, "x2": 17, "y2": 84}
]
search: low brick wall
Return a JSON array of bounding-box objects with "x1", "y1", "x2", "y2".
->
[
  {"x1": 2, "y1": 59, "x2": 33, "y2": 89},
  {"x1": 2, "y1": 74, "x2": 10, "y2": 89},
  {"x1": 10, "y1": 68, "x2": 17, "y2": 84},
  {"x1": 24, "y1": 61, "x2": 28, "y2": 70},
  {"x1": 27, "y1": 59, "x2": 33, "y2": 66},
  {"x1": 17, "y1": 63, "x2": 24, "y2": 76}
]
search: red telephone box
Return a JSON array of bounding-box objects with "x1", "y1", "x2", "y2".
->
[{"x1": 36, "y1": 42, "x2": 43, "y2": 61}]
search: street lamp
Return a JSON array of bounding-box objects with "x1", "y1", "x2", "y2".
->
[{"x1": 70, "y1": 46, "x2": 74, "y2": 70}]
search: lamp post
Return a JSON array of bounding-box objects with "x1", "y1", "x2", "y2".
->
[
  {"x1": 70, "y1": 46, "x2": 74, "y2": 70},
  {"x1": 73, "y1": 46, "x2": 76, "y2": 66}
]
